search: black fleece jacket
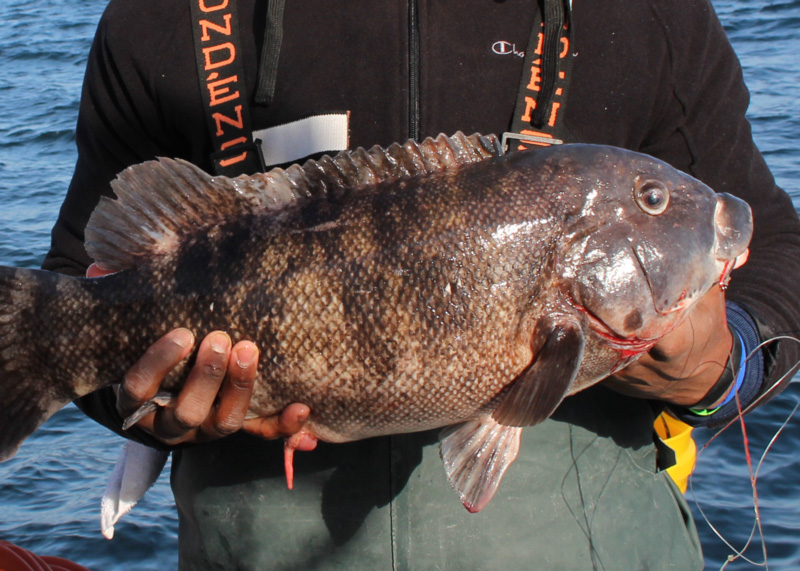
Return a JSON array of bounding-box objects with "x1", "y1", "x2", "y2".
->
[{"x1": 44, "y1": 0, "x2": 800, "y2": 433}]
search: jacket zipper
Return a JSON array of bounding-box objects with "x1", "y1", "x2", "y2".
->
[{"x1": 408, "y1": 0, "x2": 420, "y2": 140}]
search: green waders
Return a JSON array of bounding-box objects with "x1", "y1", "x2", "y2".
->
[{"x1": 172, "y1": 386, "x2": 703, "y2": 570}]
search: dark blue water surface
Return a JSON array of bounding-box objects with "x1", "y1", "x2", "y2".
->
[{"x1": 0, "y1": 1, "x2": 798, "y2": 569}]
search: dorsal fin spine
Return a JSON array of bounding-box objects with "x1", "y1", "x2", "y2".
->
[{"x1": 86, "y1": 132, "x2": 502, "y2": 272}]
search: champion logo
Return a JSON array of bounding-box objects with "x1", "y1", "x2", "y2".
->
[{"x1": 492, "y1": 40, "x2": 524, "y2": 58}]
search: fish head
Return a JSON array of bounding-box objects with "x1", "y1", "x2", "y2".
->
[{"x1": 551, "y1": 145, "x2": 752, "y2": 346}]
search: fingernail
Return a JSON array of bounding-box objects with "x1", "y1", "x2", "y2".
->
[
  {"x1": 209, "y1": 332, "x2": 231, "y2": 354},
  {"x1": 236, "y1": 344, "x2": 258, "y2": 368},
  {"x1": 173, "y1": 328, "x2": 195, "y2": 349},
  {"x1": 295, "y1": 404, "x2": 311, "y2": 422}
]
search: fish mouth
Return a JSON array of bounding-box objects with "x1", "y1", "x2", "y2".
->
[
  {"x1": 625, "y1": 194, "x2": 752, "y2": 317},
  {"x1": 570, "y1": 301, "x2": 658, "y2": 357}
]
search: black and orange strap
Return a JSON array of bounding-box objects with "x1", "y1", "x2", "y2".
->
[
  {"x1": 189, "y1": 0, "x2": 265, "y2": 176},
  {"x1": 505, "y1": 0, "x2": 574, "y2": 152}
]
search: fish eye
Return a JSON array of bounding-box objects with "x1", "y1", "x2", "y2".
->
[{"x1": 634, "y1": 180, "x2": 670, "y2": 215}]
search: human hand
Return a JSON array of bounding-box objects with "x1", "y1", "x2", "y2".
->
[
  {"x1": 87, "y1": 263, "x2": 316, "y2": 447},
  {"x1": 605, "y1": 284, "x2": 732, "y2": 406},
  {"x1": 605, "y1": 249, "x2": 749, "y2": 407}
]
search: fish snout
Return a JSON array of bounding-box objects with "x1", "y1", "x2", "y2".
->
[{"x1": 714, "y1": 193, "x2": 753, "y2": 262}]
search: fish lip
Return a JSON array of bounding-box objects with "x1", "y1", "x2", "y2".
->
[
  {"x1": 714, "y1": 193, "x2": 753, "y2": 261},
  {"x1": 569, "y1": 300, "x2": 658, "y2": 354}
]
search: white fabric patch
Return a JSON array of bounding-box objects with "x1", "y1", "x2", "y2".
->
[{"x1": 253, "y1": 113, "x2": 350, "y2": 168}]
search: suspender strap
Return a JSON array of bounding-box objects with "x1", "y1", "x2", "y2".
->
[
  {"x1": 506, "y1": 0, "x2": 574, "y2": 151},
  {"x1": 255, "y1": 0, "x2": 286, "y2": 105},
  {"x1": 189, "y1": 0, "x2": 265, "y2": 176}
]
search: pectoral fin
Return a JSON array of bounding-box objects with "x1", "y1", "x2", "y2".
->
[
  {"x1": 492, "y1": 318, "x2": 584, "y2": 427},
  {"x1": 439, "y1": 417, "x2": 523, "y2": 513}
]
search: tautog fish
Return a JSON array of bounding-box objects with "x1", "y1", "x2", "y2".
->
[{"x1": 0, "y1": 133, "x2": 751, "y2": 512}]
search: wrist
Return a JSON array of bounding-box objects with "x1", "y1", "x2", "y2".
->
[
  {"x1": 688, "y1": 328, "x2": 745, "y2": 415},
  {"x1": 670, "y1": 301, "x2": 765, "y2": 427}
]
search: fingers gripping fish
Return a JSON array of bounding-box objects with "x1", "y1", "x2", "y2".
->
[{"x1": 0, "y1": 132, "x2": 752, "y2": 519}]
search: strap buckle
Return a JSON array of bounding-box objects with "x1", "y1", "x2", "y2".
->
[{"x1": 501, "y1": 132, "x2": 564, "y2": 153}]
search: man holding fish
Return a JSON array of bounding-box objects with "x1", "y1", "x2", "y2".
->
[{"x1": 25, "y1": 0, "x2": 800, "y2": 568}]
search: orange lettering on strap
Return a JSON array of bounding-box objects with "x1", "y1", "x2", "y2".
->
[
  {"x1": 219, "y1": 136, "x2": 248, "y2": 167},
  {"x1": 219, "y1": 153, "x2": 246, "y2": 167},
  {"x1": 199, "y1": 14, "x2": 232, "y2": 41},
  {"x1": 212, "y1": 105, "x2": 244, "y2": 136},
  {"x1": 203, "y1": 43, "x2": 236, "y2": 70},
  {"x1": 207, "y1": 73, "x2": 240, "y2": 106},
  {"x1": 548, "y1": 101, "x2": 561, "y2": 127},
  {"x1": 560, "y1": 36, "x2": 569, "y2": 58},
  {"x1": 221, "y1": 136, "x2": 247, "y2": 150},
  {"x1": 526, "y1": 60, "x2": 542, "y2": 92},
  {"x1": 521, "y1": 96, "x2": 537, "y2": 123},
  {"x1": 199, "y1": 0, "x2": 229, "y2": 13}
]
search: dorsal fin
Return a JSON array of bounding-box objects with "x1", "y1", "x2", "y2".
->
[{"x1": 85, "y1": 132, "x2": 502, "y2": 271}]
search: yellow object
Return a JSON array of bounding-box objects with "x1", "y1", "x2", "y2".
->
[{"x1": 654, "y1": 412, "x2": 697, "y2": 493}]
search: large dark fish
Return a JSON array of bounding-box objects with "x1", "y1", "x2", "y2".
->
[{"x1": 0, "y1": 133, "x2": 751, "y2": 512}]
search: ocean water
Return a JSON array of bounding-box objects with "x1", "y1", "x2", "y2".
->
[{"x1": 0, "y1": 0, "x2": 798, "y2": 569}]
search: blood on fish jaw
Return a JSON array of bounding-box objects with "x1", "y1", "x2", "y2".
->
[
  {"x1": 661, "y1": 290, "x2": 691, "y2": 315},
  {"x1": 717, "y1": 248, "x2": 749, "y2": 291},
  {"x1": 718, "y1": 261, "x2": 736, "y2": 291},
  {"x1": 591, "y1": 327, "x2": 658, "y2": 358},
  {"x1": 570, "y1": 302, "x2": 658, "y2": 357}
]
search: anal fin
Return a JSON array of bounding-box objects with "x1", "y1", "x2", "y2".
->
[
  {"x1": 100, "y1": 441, "x2": 169, "y2": 539},
  {"x1": 439, "y1": 417, "x2": 523, "y2": 513}
]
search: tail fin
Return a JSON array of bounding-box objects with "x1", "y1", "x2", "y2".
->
[{"x1": 0, "y1": 265, "x2": 74, "y2": 462}]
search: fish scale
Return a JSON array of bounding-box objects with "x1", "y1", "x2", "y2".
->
[{"x1": 0, "y1": 132, "x2": 751, "y2": 512}]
